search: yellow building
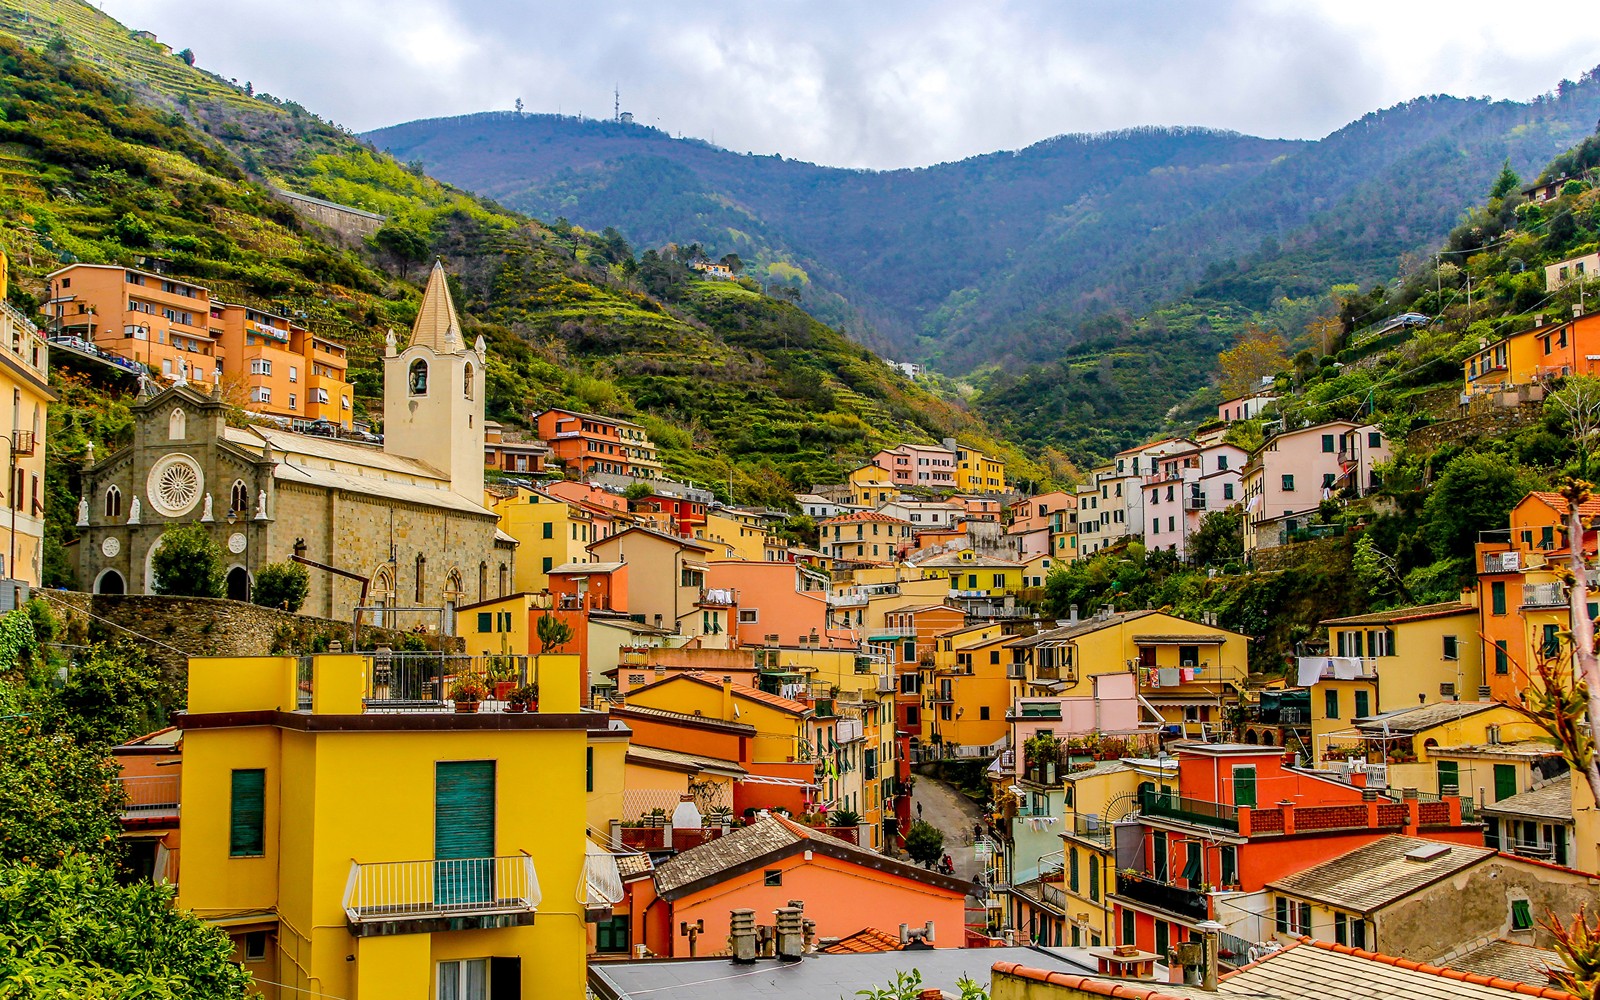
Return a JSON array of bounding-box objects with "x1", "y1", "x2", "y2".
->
[
  {"x1": 0, "y1": 248, "x2": 54, "y2": 586},
  {"x1": 1317, "y1": 702, "x2": 1544, "y2": 796},
  {"x1": 917, "y1": 550, "x2": 1027, "y2": 598},
  {"x1": 1311, "y1": 602, "x2": 1484, "y2": 747},
  {"x1": 694, "y1": 510, "x2": 767, "y2": 562},
  {"x1": 847, "y1": 463, "x2": 897, "y2": 507},
  {"x1": 928, "y1": 622, "x2": 1015, "y2": 749},
  {"x1": 490, "y1": 488, "x2": 594, "y2": 593},
  {"x1": 458, "y1": 592, "x2": 540, "y2": 657},
  {"x1": 955, "y1": 446, "x2": 1007, "y2": 493},
  {"x1": 176, "y1": 651, "x2": 601, "y2": 1000},
  {"x1": 624, "y1": 672, "x2": 811, "y2": 764}
]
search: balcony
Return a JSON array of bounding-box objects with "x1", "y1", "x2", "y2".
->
[
  {"x1": 584, "y1": 845, "x2": 627, "y2": 916},
  {"x1": 342, "y1": 854, "x2": 540, "y2": 930},
  {"x1": 361, "y1": 653, "x2": 535, "y2": 712},
  {"x1": 1139, "y1": 789, "x2": 1238, "y2": 832},
  {"x1": 119, "y1": 774, "x2": 180, "y2": 819},
  {"x1": 876, "y1": 674, "x2": 896, "y2": 694},
  {"x1": 1483, "y1": 551, "x2": 1521, "y2": 573},
  {"x1": 1068, "y1": 813, "x2": 1112, "y2": 847},
  {"x1": 1522, "y1": 582, "x2": 1568, "y2": 608},
  {"x1": 1113, "y1": 873, "x2": 1209, "y2": 921},
  {"x1": 1186, "y1": 496, "x2": 1207, "y2": 511}
]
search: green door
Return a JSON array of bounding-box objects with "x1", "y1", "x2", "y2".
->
[
  {"x1": 436, "y1": 761, "x2": 496, "y2": 908},
  {"x1": 1493, "y1": 764, "x2": 1517, "y2": 802},
  {"x1": 1233, "y1": 765, "x2": 1257, "y2": 807}
]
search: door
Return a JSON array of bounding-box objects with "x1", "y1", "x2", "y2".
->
[
  {"x1": 436, "y1": 761, "x2": 496, "y2": 908},
  {"x1": 1233, "y1": 765, "x2": 1257, "y2": 807}
]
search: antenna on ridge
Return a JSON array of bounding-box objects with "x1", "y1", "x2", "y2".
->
[{"x1": 614, "y1": 85, "x2": 620, "y2": 124}]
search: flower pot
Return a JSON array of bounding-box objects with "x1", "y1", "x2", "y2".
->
[
  {"x1": 505, "y1": 702, "x2": 527, "y2": 714},
  {"x1": 494, "y1": 681, "x2": 516, "y2": 702},
  {"x1": 454, "y1": 701, "x2": 481, "y2": 714}
]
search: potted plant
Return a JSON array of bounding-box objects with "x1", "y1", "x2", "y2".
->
[
  {"x1": 450, "y1": 678, "x2": 487, "y2": 713},
  {"x1": 505, "y1": 683, "x2": 537, "y2": 713},
  {"x1": 487, "y1": 656, "x2": 519, "y2": 702}
]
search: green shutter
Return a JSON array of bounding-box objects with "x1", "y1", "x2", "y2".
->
[
  {"x1": 436, "y1": 761, "x2": 496, "y2": 906},
  {"x1": 1512, "y1": 899, "x2": 1533, "y2": 930},
  {"x1": 477, "y1": 612, "x2": 492, "y2": 633},
  {"x1": 1155, "y1": 920, "x2": 1169, "y2": 956},
  {"x1": 1354, "y1": 690, "x2": 1370, "y2": 719},
  {"x1": 1152, "y1": 831, "x2": 1168, "y2": 881},
  {"x1": 1122, "y1": 907, "x2": 1135, "y2": 945},
  {"x1": 1220, "y1": 846, "x2": 1237, "y2": 886},
  {"x1": 1182, "y1": 842, "x2": 1202, "y2": 884},
  {"x1": 1233, "y1": 766, "x2": 1257, "y2": 807},
  {"x1": 1275, "y1": 897, "x2": 1288, "y2": 932},
  {"x1": 1325, "y1": 689, "x2": 1340, "y2": 720},
  {"x1": 586, "y1": 747, "x2": 594, "y2": 793},
  {"x1": 1492, "y1": 582, "x2": 1506, "y2": 615},
  {"x1": 1089, "y1": 859, "x2": 1099, "y2": 901},
  {"x1": 1495, "y1": 640, "x2": 1509, "y2": 675},
  {"x1": 229, "y1": 769, "x2": 266, "y2": 857},
  {"x1": 1494, "y1": 764, "x2": 1517, "y2": 802},
  {"x1": 1437, "y1": 760, "x2": 1459, "y2": 792},
  {"x1": 1069, "y1": 848, "x2": 1079, "y2": 892}
]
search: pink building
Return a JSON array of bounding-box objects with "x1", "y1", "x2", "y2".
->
[
  {"x1": 1218, "y1": 390, "x2": 1277, "y2": 423},
  {"x1": 1142, "y1": 442, "x2": 1247, "y2": 560},
  {"x1": 871, "y1": 443, "x2": 958, "y2": 488},
  {"x1": 1006, "y1": 672, "x2": 1145, "y2": 778},
  {"x1": 1242, "y1": 421, "x2": 1392, "y2": 555},
  {"x1": 705, "y1": 560, "x2": 850, "y2": 646}
]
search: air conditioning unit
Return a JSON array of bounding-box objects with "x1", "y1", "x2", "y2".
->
[{"x1": 1477, "y1": 685, "x2": 1492, "y2": 700}]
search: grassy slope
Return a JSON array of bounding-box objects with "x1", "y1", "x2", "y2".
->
[{"x1": 0, "y1": 3, "x2": 1049, "y2": 503}]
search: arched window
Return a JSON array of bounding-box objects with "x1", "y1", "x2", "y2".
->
[
  {"x1": 168, "y1": 407, "x2": 186, "y2": 440},
  {"x1": 463, "y1": 361, "x2": 474, "y2": 400},
  {"x1": 408, "y1": 359, "x2": 429, "y2": 396},
  {"x1": 230, "y1": 479, "x2": 249, "y2": 515},
  {"x1": 478, "y1": 562, "x2": 488, "y2": 602},
  {"x1": 370, "y1": 566, "x2": 394, "y2": 628},
  {"x1": 104, "y1": 485, "x2": 122, "y2": 519},
  {"x1": 498, "y1": 563, "x2": 508, "y2": 597}
]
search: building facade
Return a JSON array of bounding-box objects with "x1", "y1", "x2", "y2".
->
[{"x1": 0, "y1": 249, "x2": 53, "y2": 585}]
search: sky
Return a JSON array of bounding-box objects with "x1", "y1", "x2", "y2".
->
[{"x1": 100, "y1": 0, "x2": 1600, "y2": 170}]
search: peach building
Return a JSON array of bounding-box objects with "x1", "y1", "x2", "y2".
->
[
  {"x1": 534, "y1": 407, "x2": 661, "y2": 479},
  {"x1": 705, "y1": 559, "x2": 850, "y2": 646},
  {"x1": 1241, "y1": 421, "x2": 1391, "y2": 555},
  {"x1": 45, "y1": 264, "x2": 354, "y2": 427},
  {"x1": 0, "y1": 248, "x2": 53, "y2": 586}
]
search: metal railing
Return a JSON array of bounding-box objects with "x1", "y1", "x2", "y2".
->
[
  {"x1": 343, "y1": 854, "x2": 540, "y2": 923},
  {"x1": 583, "y1": 846, "x2": 627, "y2": 910},
  {"x1": 1140, "y1": 788, "x2": 1239, "y2": 831},
  {"x1": 365, "y1": 653, "x2": 533, "y2": 711},
  {"x1": 1522, "y1": 582, "x2": 1568, "y2": 608},
  {"x1": 1114, "y1": 874, "x2": 1209, "y2": 921},
  {"x1": 120, "y1": 774, "x2": 180, "y2": 815},
  {"x1": 1069, "y1": 813, "x2": 1113, "y2": 846}
]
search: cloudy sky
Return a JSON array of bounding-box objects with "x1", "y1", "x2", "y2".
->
[{"x1": 102, "y1": 0, "x2": 1600, "y2": 170}]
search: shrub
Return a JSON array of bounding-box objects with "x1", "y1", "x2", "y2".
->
[
  {"x1": 252, "y1": 561, "x2": 309, "y2": 612},
  {"x1": 904, "y1": 819, "x2": 945, "y2": 867},
  {"x1": 149, "y1": 524, "x2": 225, "y2": 598}
]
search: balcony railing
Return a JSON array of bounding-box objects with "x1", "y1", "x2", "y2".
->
[
  {"x1": 1114, "y1": 874, "x2": 1209, "y2": 921},
  {"x1": 119, "y1": 774, "x2": 180, "y2": 816},
  {"x1": 1069, "y1": 814, "x2": 1112, "y2": 846},
  {"x1": 584, "y1": 846, "x2": 627, "y2": 911},
  {"x1": 363, "y1": 653, "x2": 534, "y2": 712},
  {"x1": 1140, "y1": 788, "x2": 1239, "y2": 832},
  {"x1": 1522, "y1": 582, "x2": 1568, "y2": 608},
  {"x1": 1483, "y1": 551, "x2": 1521, "y2": 573},
  {"x1": 343, "y1": 854, "x2": 540, "y2": 924},
  {"x1": 1186, "y1": 496, "x2": 1207, "y2": 511}
]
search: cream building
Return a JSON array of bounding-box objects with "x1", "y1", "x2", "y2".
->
[
  {"x1": 73, "y1": 261, "x2": 511, "y2": 626},
  {"x1": 0, "y1": 249, "x2": 54, "y2": 586}
]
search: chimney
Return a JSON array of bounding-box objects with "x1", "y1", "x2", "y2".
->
[
  {"x1": 775, "y1": 904, "x2": 805, "y2": 961},
  {"x1": 729, "y1": 909, "x2": 758, "y2": 964},
  {"x1": 1069, "y1": 604, "x2": 1079, "y2": 625},
  {"x1": 722, "y1": 675, "x2": 734, "y2": 721}
]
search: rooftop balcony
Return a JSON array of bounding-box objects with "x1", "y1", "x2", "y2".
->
[
  {"x1": 1522, "y1": 582, "x2": 1568, "y2": 608},
  {"x1": 119, "y1": 774, "x2": 180, "y2": 820},
  {"x1": 342, "y1": 854, "x2": 540, "y2": 932},
  {"x1": 1113, "y1": 872, "x2": 1209, "y2": 922},
  {"x1": 1140, "y1": 789, "x2": 1238, "y2": 832}
]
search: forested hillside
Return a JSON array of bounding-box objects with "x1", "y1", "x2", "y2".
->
[
  {"x1": 369, "y1": 74, "x2": 1600, "y2": 464},
  {"x1": 0, "y1": 1, "x2": 1055, "y2": 514}
]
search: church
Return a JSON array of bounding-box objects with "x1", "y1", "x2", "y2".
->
[{"x1": 72, "y1": 262, "x2": 515, "y2": 629}]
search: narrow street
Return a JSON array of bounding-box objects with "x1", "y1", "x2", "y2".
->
[{"x1": 909, "y1": 773, "x2": 991, "y2": 882}]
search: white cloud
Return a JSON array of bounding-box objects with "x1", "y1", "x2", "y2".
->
[{"x1": 98, "y1": 0, "x2": 1600, "y2": 169}]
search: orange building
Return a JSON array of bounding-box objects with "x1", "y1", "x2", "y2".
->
[
  {"x1": 1465, "y1": 310, "x2": 1600, "y2": 394},
  {"x1": 630, "y1": 815, "x2": 969, "y2": 957},
  {"x1": 705, "y1": 560, "x2": 841, "y2": 646},
  {"x1": 534, "y1": 407, "x2": 660, "y2": 479},
  {"x1": 46, "y1": 264, "x2": 354, "y2": 427},
  {"x1": 484, "y1": 421, "x2": 549, "y2": 473},
  {"x1": 112, "y1": 726, "x2": 183, "y2": 885}
]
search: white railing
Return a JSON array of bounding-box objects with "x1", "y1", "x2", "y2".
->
[
  {"x1": 343, "y1": 854, "x2": 539, "y2": 923},
  {"x1": 1522, "y1": 582, "x2": 1568, "y2": 608},
  {"x1": 1484, "y1": 551, "x2": 1521, "y2": 573},
  {"x1": 583, "y1": 844, "x2": 627, "y2": 909},
  {"x1": 120, "y1": 774, "x2": 181, "y2": 814}
]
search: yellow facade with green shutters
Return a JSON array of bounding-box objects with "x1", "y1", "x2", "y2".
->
[{"x1": 177, "y1": 652, "x2": 595, "y2": 1000}]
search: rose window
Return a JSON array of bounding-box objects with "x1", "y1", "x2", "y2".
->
[{"x1": 146, "y1": 455, "x2": 205, "y2": 517}]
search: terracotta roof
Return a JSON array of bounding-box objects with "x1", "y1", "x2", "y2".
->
[
  {"x1": 589, "y1": 524, "x2": 715, "y2": 553},
  {"x1": 614, "y1": 852, "x2": 654, "y2": 880},
  {"x1": 1353, "y1": 702, "x2": 1501, "y2": 735},
  {"x1": 1220, "y1": 938, "x2": 1576, "y2": 1000},
  {"x1": 1523, "y1": 491, "x2": 1600, "y2": 519},
  {"x1": 1449, "y1": 941, "x2": 1563, "y2": 989},
  {"x1": 991, "y1": 962, "x2": 1272, "y2": 1000},
  {"x1": 1320, "y1": 601, "x2": 1475, "y2": 626},
  {"x1": 607, "y1": 703, "x2": 757, "y2": 736},
  {"x1": 1266, "y1": 835, "x2": 1495, "y2": 914},
  {"x1": 1132, "y1": 633, "x2": 1230, "y2": 644},
  {"x1": 1479, "y1": 780, "x2": 1574, "y2": 822},
  {"x1": 651, "y1": 815, "x2": 970, "y2": 900},
  {"x1": 624, "y1": 745, "x2": 747, "y2": 776},
  {"x1": 819, "y1": 510, "x2": 912, "y2": 525},
  {"x1": 409, "y1": 260, "x2": 465, "y2": 352},
  {"x1": 819, "y1": 927, "x2": 904, "y2": 954}
]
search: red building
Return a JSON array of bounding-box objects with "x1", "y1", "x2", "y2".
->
[
  {"x1": 633, "y1": 492, "x2": 708, "y2": 537},
  {"x1": 1111, "y1": 743, "x2": 1481, "y2": 959},
  {"x1": 534, "y1": 407, "x2": 659, "y2": 478}
]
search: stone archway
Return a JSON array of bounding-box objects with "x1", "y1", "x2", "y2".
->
[
  {"x1": 226, "y1": 566, "x2": 251, "y2": 602},
  {"x1": 95, "y1": 568, "x2": 126, "y2": 595}
]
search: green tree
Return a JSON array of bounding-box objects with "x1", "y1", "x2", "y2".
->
[
  {"x1": 252, "y1": 561, "x2": 310, "y2": 612},
  {"x1": 0, "y1": 696, "x2": 124, "y2": 867},
  {"x1": 903, "y1": 819, "x2": 944, "y2": 868},
  {"x1": 372, "y1": 223, "x2": 430, "y2": 280},
  {"x1": 1187, "y1": 506, "x2": 1243, "y2": 567},
  {"x1": 150, "y1": 524, "x2": 226, "y2": 598},
  {"x1": 623, "y1": 482, "x2": 654, "y2": 501},
  {"x1": 0, "y1": 856, "x2": 252, "y2": 997},
  {"x1": 176, "y1": 47, "x2": 195, "y2": 66},
  {"x1": 1422, "y1": 452, "x2": 1537, "y2": 561},
  {"x1": 1489, "y1": 159, "x2": 1521, "y2": 200},
  {"x1": 536, "y1": 612, "x2": 574, "y2": 654},
  {"x1": 56, "y1": 646, "x2": 170, "y2": 747}
]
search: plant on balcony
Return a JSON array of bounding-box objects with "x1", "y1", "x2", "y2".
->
[
  {"x1": 505, "y1": 683, "x2": 537, "y2": 713},
  {"x1": 449, "y1": 678, "x2": 487, "y2": 712},
  {"x1": 536, "y1": 612, "x2": 573, "y2": 654},
  {"x1": 831, "y1": 808, "x2": 863, "y2": 827}
]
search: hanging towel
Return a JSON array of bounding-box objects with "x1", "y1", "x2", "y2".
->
[
  {"x1": 1158, "y1": 668, "x2": 1181, "y2": 688},
  {"x1": 1332, "y1": 657, "x2": 1363, "y2": 680},
  {"x1": 1180, "y1": 667, "x2": 1195, "y2": 683},
  {"x1": 1296, "y1": 656, "x2": 1327, "y2": 688}
]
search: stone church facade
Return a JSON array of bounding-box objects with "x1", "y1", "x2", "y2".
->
[{"x1": 72, "y1": 262, "x2": 515, "y2": 629}]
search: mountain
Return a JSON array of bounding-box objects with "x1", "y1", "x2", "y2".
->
[
  {"x1": 0, "y1": 0, "x2": 1053, "y2": 520},
  {"x1": 368, "y1": 75, "x2": 1600, "y2": 461}
]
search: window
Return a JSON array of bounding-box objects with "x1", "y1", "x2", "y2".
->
[
  {"x1": 1069, "y1": 847, "x2": 1080, "y2": 891},
  {"x1": 1152, "y1": 831, "x2": 1169, "y2": 881},
  {"x1": 979, "y1": 706, "x2": 990, "y2": 720},
  {"x1": 1324, "y1": 688, "x2": 1340, "y2": 720},
  {"x1": 437, "y1": 958, "x2": 490, "y2": 1000},
  {"x1": 229, "y1": 769, "x2": 266, "y2": 857},
  {"x1": 1491, "y1": 581, "x2": 1506, "y2": 615},
  {"x1": 1282, "y1": 474, "x2": 1295, "y2": 492},
  {"x1": 1437, "y1": 759, "x2": 1459, "y2": 793},
  {"x1": 764, "y1": 869, "x2": 783, "y2": 886},
  {"x1": 242, "y1": 930, "x2": 268, "y2": 962},
  {"x1": 541, "y1": 521, "x2": 554, "y2": 539},
  {"x1": 1443, "y1": 635, "x2": 1458, "y2": 660},
  {"x1": 1089, "y1": 859, "x2": 1099, "y2": 901},
  {"x1": 1321, "y1": 434, "x2": 1335, "y2": 453},
  {"x1": 1322, "y1": 473, "x2": 1336, "y2": 489},
  {"x1": 1368, "y1": 432, "x2": 1381, "y2": 448},
  {"x1": 1223, "y1": 482, "x2": 1235, "y2": 500},
  {"x1": 1543, "y1": 624, "x2": 1561, "y2": 658},
  {"x1": 1494, "y1": 764, "x2": 1518, "y2": 802},
  {"x1": 287, "y1": 393, "x2": 297, "y2": 410},
  {"x1": 477, "y1": 612, "x2": 493, "y2": 633},
  {"x1": 1220, "y1": 845, "x2": 1237, "y2": 887},
  {"x1": 1155, "y1": 920, "x2": 1169, "y2": 957},
  {"x1": 1511, "y1": 899, "x2": 1534, "y2": 931},
  {"x1": 313, "y1": 387, "x2": 329, "y2": 404},
  {"x1": 1354, "y1": 689, "x2": 1369, "y2": 719},
  {"x1": 1275, "y1": 897, "x2": 1312, "y2": 934},
  {"x1": 1218, "y1": 455, "x2": 1229, "y2": 470},
  {"x1": 104, "y1": 485, "x2": 122, "y2": 519},
  {"x1": 1183, "y1": 841, "x2": 1203, "y2": 884},
  {"x1": 464, "y1": 361, "x2": 475, "y2": 399},
  {"x1": 1122, "y1": 907, "x2": 1135, "y2": 945},
  {"x1": 738, "y1": 609, "x2": 759, "y2": 623},
  {"x1": 1494, "y1": 640, "x2": 1509, "y2": 675},
  {"x1": 249, "y1": 358, "x2": 272, "y2": 376}
]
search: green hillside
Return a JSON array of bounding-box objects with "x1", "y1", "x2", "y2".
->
[{"x1": 0, "y1": 10, "x2": 1051, "y2": 516}]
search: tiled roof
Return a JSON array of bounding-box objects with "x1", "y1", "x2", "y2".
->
[
  {"x1": 1220, "y1": 937, "x2": 1576, "y2": 1000},
  {"x1": 1005, "y1": 610, "x2": 1160, "y2": 647},
  {"x1": 1524, "y1": 491, "x2": 1600, "y2": 519},
  {"x1": 615, "y1": 852, "x2": 654, "y2": 880},
  {"x1": 819, "y1": 510, "x2": 912, "y2": 525},
  {"x1": 607, "y1": 703, "x2": 757, "y2": 735},
  {"x1": 915, "y1": 552, "x2": 1024, "y2": 568},
  {"x1": 993, "y1": 963, "x2": 1275, "y2": 1000},
  {"x1": 1266, "y1": 835, "x2": 1495, "y2": 914},
  {"x1": 1353, "y1": 702, "x2": 1500, "y2": 735},
  {"x1": 651, "y1": 815, "x2": 968, "y2": 900},
  {"x1": 819, "y1": 927, "x2": 904, "y2": 954},
  {"x1": 1479, "y1": 780, "x2": 1574, "y2": 822},
  {"x1": 1449, "y1": 941, "x2": 1563, "y2": 989},
  {"x1": 1131, "y1": 633, "x2": 1231, "y2": 644},
  {"x1": 624, "y1": 745, "x2": 747, "y2": 776},
  {"x1": 1320, "y1": 601, "x2": 1475, "y2": 626},
  {"x1": 624, "y1": 672, "x2": 811, "y2": 716}
]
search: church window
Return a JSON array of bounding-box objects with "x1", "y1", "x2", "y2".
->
[
  {"x1": 105, "y1": 485, "x2": 122, "y2": 519},
  {"x1": 230, "y1": 480, "x2": 249, "y2": 515},
  {"x1": 415, "y1": 554, "x2": 426, "y2": 603},
  {"x1": 168, "y1": 408, "x2": 186, "y2": 440},
  {"x1": 479, "y1": 562, "x2": 488, "y2": 602},
  {"x1": 464, "y1": 362, "x2": 475, "y2": 400},
  {"x1": 498, "y1": 563, "x2": 508, "y2": 597},
  {"x1": 408, "y1": 359, "x2": 429, "y2": 396}
]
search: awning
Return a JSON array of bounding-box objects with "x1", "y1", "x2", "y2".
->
[{"x1": 736, "y1": 774, "x2": 819, "y2": 789}]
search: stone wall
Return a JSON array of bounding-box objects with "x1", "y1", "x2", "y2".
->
[
  {"x1": 40, "y1": 590, "x2": 460, "y2": 678},
  {"x1": 1406, "y1": 395, "x2": 1547, "y2": 454},
  {"x1": 1250, "y1": 535, "x2": 1351, "y2": 574},
  {"x1": 270, "y1": 188, "x2": 385, "y2": 242}
]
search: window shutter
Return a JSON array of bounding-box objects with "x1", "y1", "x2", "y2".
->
[
  {"x1": 1300, "y1": 902, "x2": 1311, "y2": 933},
  {"x1": 1233, "y1": 766, "x2": 1257, "y2": 807},
  {"x1": 1275, "y1": 897, "x2": 1288, "y2": 933},
  {"x1": 1069, "y1": 848, "x2": 1080, "y2": 892},
  {"x1": 489, "y1": 957, "x2": 522, "y2": 999},
  {"x1": 230, "y1": 769, "x2": 266, "y2": 856},
  {"x1": 1182, "y1": 842, "x2": 1202, "y2": 884}
]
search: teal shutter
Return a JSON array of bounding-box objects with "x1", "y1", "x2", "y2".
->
[
  {"x1": 1494, "y1": 764, "x2": 1517, "y2": 802},
  {"x1": 477, "y1": 612, "x2": 492, "y2": 633},
  {"x1": 1069, "y1": 848, "x2": 1079, "y2": 892},
  {"x1": 1437, "y1": 760, "x2": 1459, "y2": 792},
  {"x1": 1089, "y1": 859, "x2": 1099, "y2": 901},
  {"x1": 1354, "y1": 690, "x2": 1370, "y2": 719},
  {"x1": 1122, "y1": 907, "x2": 1135, "y2": 944},
  {"x1": 1182, "y1": 842, "x2": 1202, "y2": 884},
  {"x1": 1233, "y1": 766, "x2": 1257, "y2": 807},
  {"x1": 436, "y1": 761, "x2": 496, "y2": 906},
  {"x1": 229, "y1": 769, "x2": 266, "y2": 856}
]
